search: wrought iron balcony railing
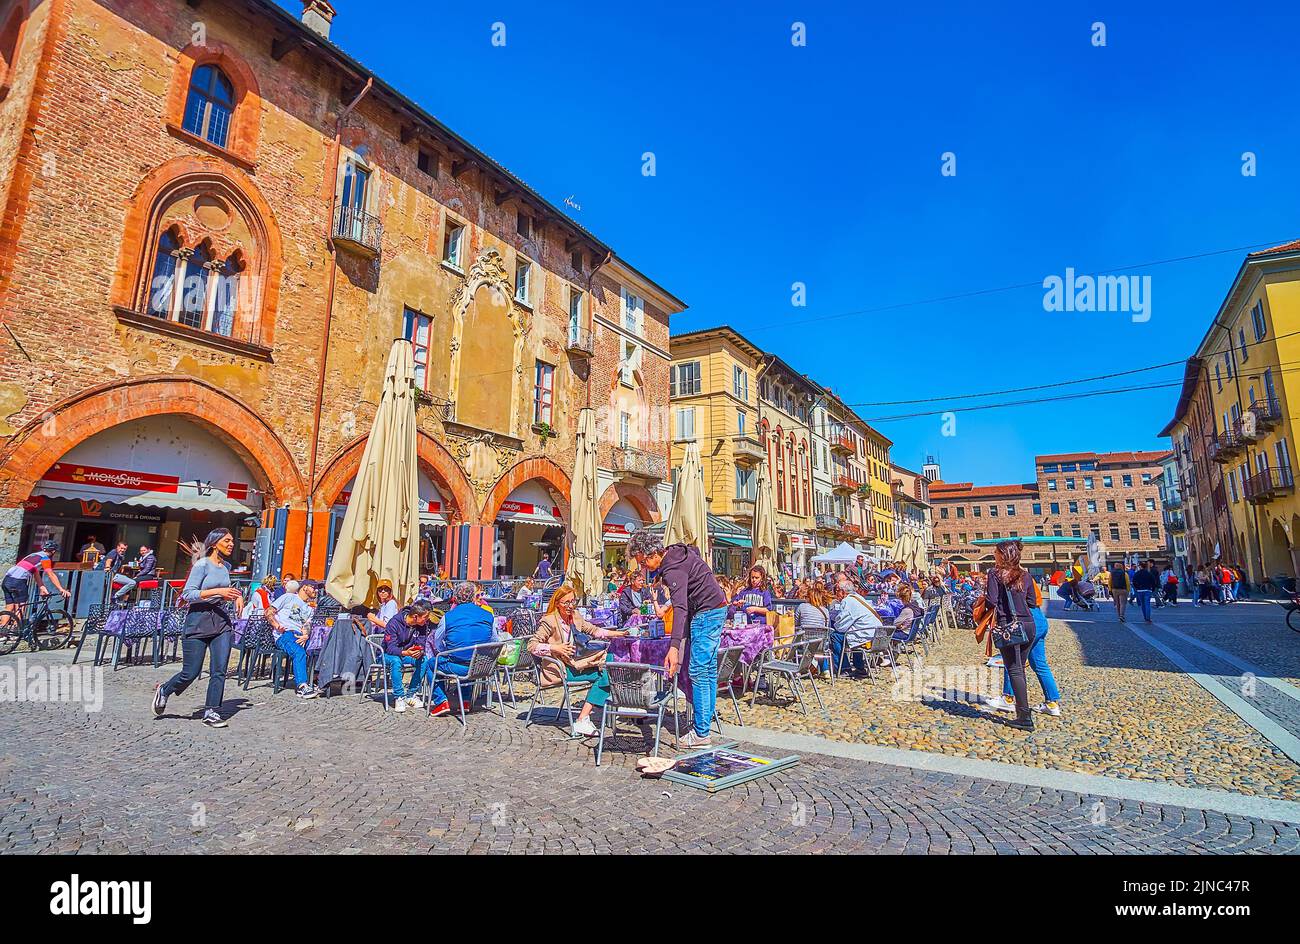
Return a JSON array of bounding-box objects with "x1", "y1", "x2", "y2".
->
[{"x1": 333, "y1": 206, "x2": 382, "y2": 255}]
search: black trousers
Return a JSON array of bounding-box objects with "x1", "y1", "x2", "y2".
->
[
  {"x1": 162, "y1": 630, "x2": 232, "y2": 712},
  {"x1": 999, "y1": 632, "x2": 1036, "y2": 722}
]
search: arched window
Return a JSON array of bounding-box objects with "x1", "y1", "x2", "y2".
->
[
  {"x1": 212, "y1": 252, "x2": 243, "y2": 337},
  {"x1": 182, "y1": 64, "x2": 234, "y2": 148},
  {"x1": 147, "y1": 228, "x2": 181, "y2": 317},
  {"x1": 179, "y1": 242, "x2": 212, "y2": 328}
]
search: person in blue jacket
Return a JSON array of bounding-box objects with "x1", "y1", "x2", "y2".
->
[{"x1": 425, "y1": 583, "x2": 495, "y2": 715}]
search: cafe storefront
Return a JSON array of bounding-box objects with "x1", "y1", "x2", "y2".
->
[
  {"x1": 493, "y1": 480, "x2": 565, "y2": 578},
  {"x1": 20, "y1": 416, "x2": 263, "y2": 579}
]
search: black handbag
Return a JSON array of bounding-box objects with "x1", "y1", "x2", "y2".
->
[{"x1": 990, "y1": 578, "x2": 1030, "y2": 648}]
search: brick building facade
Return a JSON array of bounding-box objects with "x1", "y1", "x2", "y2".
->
[
  {"x1": 1033, "y1": 451, "x2": 1170, "y2": 556},
  {"x1": 928, "y1": 449, "x2": 1172, "y2": 571},
  {"x1": 0, "y1": 0, "x2": 681, "y2": 580}
]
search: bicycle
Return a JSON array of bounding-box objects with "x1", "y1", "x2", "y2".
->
[{"x1": 0, "y1": 595, "x2": 75, "y2": 655}]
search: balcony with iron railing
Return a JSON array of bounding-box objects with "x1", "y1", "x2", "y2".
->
[
  {"x1": 613, "y1": 445, "x2": 668, "y2": 483},
  {"x1": 832, "y1": 473, "x2": 857, "y2": 493},
  {"x1": 1162, "y1": 494, "x2": 1182, "y2": 509},
  {"x1": 1250, "y1": 397, "x2": 1284, "y2": 430},
  {"x1": 1209, "y1": 427, "x2": 1246, "y2": 463},
  {"x1": 815, "y1": 513, "x2": 843, "y2": 532},
  {"x1": 332, "y1": 205, "x2": 383, "y2": 256},
  {"x1": 830, "y1": 430, "x2": 855, "y2": 454},
  {"x1": 1244, "y1": 466, "x2": 1295, "y2": 504},
  {"x1": 1166, "y1": 513, "x2": 1186, "y2": 532},
  {"x1": 565, "y1": 326, "x2": 594, "y2": 357},
  {"x1": 842, "y1": 522, "x2": 863, "y2": 537}
]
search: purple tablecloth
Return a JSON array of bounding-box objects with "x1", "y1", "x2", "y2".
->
[{"x1": 103, "y1": 609, "x2": 162, "y2": 638}]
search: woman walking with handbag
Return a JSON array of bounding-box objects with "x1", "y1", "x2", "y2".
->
[
  {"x1": 151, "y1": 528, "x2": 243, "y2": 727},
  {"x1": 985, "y1": 540, "x2": 1037, "y2": 732}
]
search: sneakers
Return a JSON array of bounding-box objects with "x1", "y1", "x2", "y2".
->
[
  {"x1": 295, "y1": 684, "x2": 320, "y2": 700},
  {"x1": 571, "y1": 717, "x2": 598, "y2": 738},
  {"x1": 1034, "y1": 701, "x2": 1062, "y2": 717},
  {"x1": 404, "y1": 695, "x2": 423, "y2": 709},
  {"x1": 151, "y1": 683, "x2": 167, "y2": 717},
  {"x1": 1005, "y1": 718, "x2": 1035, "y2": 732},
  {"x1": 393, "y1": 698, "x2": 408, "y2": 713},
  {"x1": 983, "y1": 694, "x2": 1015, "y2": 713},
  {"x1": 428, "y1": 700, "x2": 450, "y2": 717},
  {"x1": 201, "y1": 709, "x2": 227, "y2": 728},
  {"x1": 678, "y1": 731, "x2": 713, "y2": 749}
]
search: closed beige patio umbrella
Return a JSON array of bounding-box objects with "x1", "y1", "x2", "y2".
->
[
  {"x1": 568, "y1": 407, "x2": 603, "y2": 600},
  {"x1": 751, "y1": 458, "x2": 778, "y2": 575},
  {"x1": 326, "y1": 339, "x2": 421, "y2": 609},
  {"x1": 665, "y1": 441, "x2": 708, "y2": 557}
]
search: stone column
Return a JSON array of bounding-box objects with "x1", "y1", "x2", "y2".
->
[{"x1": 0, "y1": 506, "x2": 22, "y2": 568}]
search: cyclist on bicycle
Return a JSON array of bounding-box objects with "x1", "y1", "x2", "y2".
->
[{"x1": 2, "y1": 540, "x2": 71, "y2": 618}]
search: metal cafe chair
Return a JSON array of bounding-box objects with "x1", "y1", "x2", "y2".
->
[
  {"x1": 714, "y1": 644, "x2": 747, "y2": 730},
  {"x1": 526, "y1": 654, "x2": 596, "y2": 731},
  {"x1": 753, "y1": 636, "x2": 827, "y2": 717},
  {"x1": 72, "y1": 603, "x2": 109, "y2": 665},
  {"x1": 424, "y1": 641, "x2": 507, "y2": 727},
  {"x1": 595, "y1": 662, "x2": 670, "y2": 767}
]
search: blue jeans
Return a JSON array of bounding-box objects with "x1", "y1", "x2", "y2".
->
[
  {"x1": 162, "y1": 630, "x2": 231, "y2": 711},
  {"x1": 383, "y1": 653, "x2": 426, "y2": 699},
  {"x1": 829, "y1": 631, "x2": 866, "y2": 673},
  {"x1": 687, "y1": 606, "x2": 727, "y2": 737},
  {"x1": 275, "y1": 630, "x2": 310, "y2": 688},
  {"x1": 1003, "y1": 607, "x2": 1060, "y2": 703},
  {"x1": 1135, "y1": 589, "x2": 1153, "y2": 621},
  {"x1": 427, "y1": 657, "x2": 469, "y2": 705}
]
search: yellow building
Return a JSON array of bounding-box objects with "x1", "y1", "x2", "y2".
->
[
  {"x1": 865, "y1": 428, "x2": 896, "y2": 555},
  {"x1": 1171, "y1": 238, "x2": 1300, "y2": 582},
  {"x1": 756, "y1": 354, "x2": 821, "y2": 573},
  {"x1": 668, "y1": 327, "x2": 766, "y2": 574}
]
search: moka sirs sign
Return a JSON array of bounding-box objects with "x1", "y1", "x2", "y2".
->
[{"x1": 49, "y1": 874, "x2": 151, "y2": 925}]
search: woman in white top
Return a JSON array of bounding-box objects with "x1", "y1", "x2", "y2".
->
[{"x1": 366, "y1": 582, "x2": 400, "y2": 630}]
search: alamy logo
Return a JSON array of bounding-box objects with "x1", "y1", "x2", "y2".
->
[
  {"x1": 1042, "y1": 268, "x2": 1151, "y2": 322},
  {"x1": 49, "y1": 875, "x2": 152, "y2": 925}
]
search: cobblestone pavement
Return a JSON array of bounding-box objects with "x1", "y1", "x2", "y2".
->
[
  {"x1": 737, "y1": 600, "x2": 1300, "y2": 799},
  {"x1": 1, "y1": 649, "x2": 1298, "y2": 853}
]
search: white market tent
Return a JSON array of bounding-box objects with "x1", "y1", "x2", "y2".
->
[{"x1": 811, "y1": 542, "x2": 862, "y2": 564}]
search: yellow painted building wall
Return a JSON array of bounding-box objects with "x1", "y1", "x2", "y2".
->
[
  {"x1": 1203, "y1": 267, "x2": 1300, "y2": 581},
  {"x1": 669, "y1": 334, "x2": 760, "y2": 520}
]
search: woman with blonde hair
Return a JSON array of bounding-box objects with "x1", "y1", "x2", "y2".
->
[{"x1": 528, "y1": 584, "x2": 627, "y2": 738}]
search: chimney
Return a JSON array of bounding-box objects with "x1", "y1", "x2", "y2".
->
[{"x1": 301, "y1": 0, "x2": 336, "y2": 39}]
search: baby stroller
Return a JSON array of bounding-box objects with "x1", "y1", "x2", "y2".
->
[{"x1": 1058, "y1": 580, "x2": 1097, "y2": 611}]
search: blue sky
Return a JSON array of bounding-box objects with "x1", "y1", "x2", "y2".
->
[{"x1": 285, "y1": 0, "x2": 1300, "y2": 484}]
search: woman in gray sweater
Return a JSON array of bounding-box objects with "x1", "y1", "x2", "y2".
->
[{"x1": 152, "y1": 528, "x2": 243, "y2": 727}]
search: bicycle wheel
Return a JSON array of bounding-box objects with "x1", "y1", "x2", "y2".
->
[
  {"x1": 1288, "y1": 607, "x2": 1300, "y2": 634},
  {"x1": 0, "y1": 610, "x2": 21, "y2": 656},
  {"x1": 39, "y1": 608, "x2": 74, "y2": 650}
]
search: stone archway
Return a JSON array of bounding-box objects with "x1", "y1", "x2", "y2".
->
[
  {"x1": 479, "y1": 456, "x2": 571, "y2": 526},
  {"x1": 446, "y1": 247, "x2": 530, "y2": 437},
  {"x1": 598, "y1": 481, "x2": 662, "y2": 524},
  {"x1": 313, "y1": 431, "x2": 477, "y2": 524},
  {"x1": 0, "y1": 376, "x2": 304, "y2": 507}
]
